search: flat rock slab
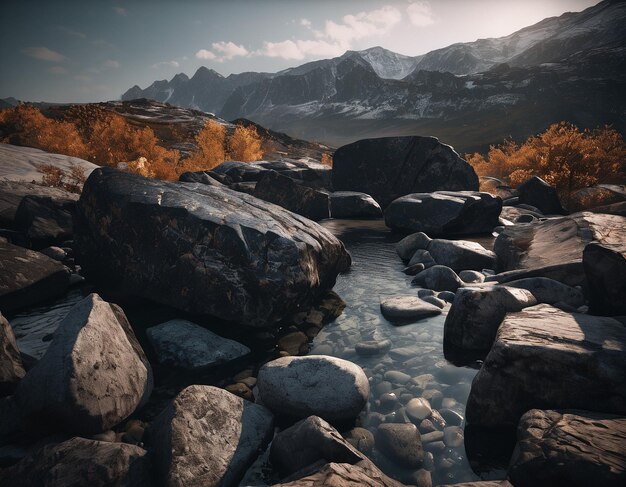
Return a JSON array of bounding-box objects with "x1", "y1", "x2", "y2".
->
[
  {"x1": 274, "y1": 460, "x2": 407, "y2": 487},
  {"x1": 146, "y1": 319, "x2": 250, "y2": 370},
  {"x1": 466, "y1": 304, "x2": 626, "y2": 428},
  {"x1": 0, "y1": 240, "x2": 70, "y2": 313},
  {"x1": 509, "y1": 409, "x2": 626, "y2": 487},
  {"x1": 330, "y1": 191, "x2": 382, "y2": 219},
  {"x1": 75, "y1": 168, "x2": 350, "y2": 328},
  {"x1": 427, "y1": 239, "x2": 496, "y2": 271},
  {"x1": 151, "y1": 385, "x2": 274, "y2": 487},
  {"x1": 257, "y1": 355, "x2": 369, "y2": 422},
  {"x1": 380, "y1": 296, "x2": 442, "y2": 323}
]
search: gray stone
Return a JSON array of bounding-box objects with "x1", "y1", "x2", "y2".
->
[
  {"x1": 146, "y1": 319, "x2": 250, "y2": 370},
  {"x1": 459, "y1": 270, "x2": 485, "y2": 283},
  {"x1": 504, "y1": 277, "x2": 585, "y2": 308},
  {"x1": 584, "y1": 242, "x2": 626, "y2": 316},
  {"x1": 396, "y1": 232, "x2": 432, "y2": 261},
  {"x1": 412, "y1": 265, "x2": 464, "y2": 292},
  {"x1": 380, "y1": 296, "x2": 442, "y2": 323},
  {"x1": 376, "y1": 423, "x2": 424, "y2": 469},
  {"x1": 273, "y1": 460, "x2": 406, "y2": 487},
  {"x1": 355, "y1": 339, "x2": 392, "y2": 356},
  {"x1": 437, "y1": 291, "x2": 456, "y2": 302},
  {"x1": 408, "y1": 249, "x2": 437, "y2": 268},
  {"x1": 385, "y1": 191, "x2": 502, "y2": 237},
  {"x1": 330, "y1": 191, "x2": 382, "y2": 219},
  {"x1": 427, "y1": 239, "x2": 496, "y2": 272},
  {"x1": 15, "y1": 294, "x2": 153, "y2": 434},
  {"x1": 509, "y1": 409, "x2": 626, "y2": 487},
  {"x1": 344, "y1": 427, "x2": 375, "y2": 454},
  {"x1": 466, "y1": 305, "x2": 626, "y2": 428},
  {"x1": 257, "y1": 355, "x2": 369, "y2": 421},
  {"x1": 39, "y1": 246, "x2": 67, "y2": 261},
  {"x1": 403, "y1": 263, "x2": 425, "y2": 275},
  {"x1": 421, "y1": 295, "x2": 446, "y2": 309},
  {"x1": 443, "y1": 426, "x2": 464, "y2": 447},
  {"x1": 384, "y1": 370, "x2": 412, "y2": 385},
  {"x1": 151, "y1": 385, "x2": 274, "y2": 487},
  {"x1": 14, "y1": 195, "x2": 75, "y2": 249},
  {"x1": 406, "y1": 398, "x2": 433, "y2": 423},
  {"x1": 569, "y1": 184, "x2": 626, "y2": 213},
  {"x1": 0, "y1": 313, "x2": 25, "y2": 395},
  {"x1": 517, "y1": 176, "x2": 566, "y2": 215}
]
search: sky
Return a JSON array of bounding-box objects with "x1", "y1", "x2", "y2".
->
[{"x1": 1, "y1": 0, "x2": 600, "y2": 103}]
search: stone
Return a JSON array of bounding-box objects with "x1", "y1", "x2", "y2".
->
[
  {"x1": 179, "y1": 171, "x2": 224, "y2": 186},
  {"x1": 384, "y1": 370, "x2": 412, "y2": 385},
  {"x1": 330, "y1": 191, "x2": 382, "y2": 219},
  {"x1": 508, "y1": 409, "x2": 626, "y2": 487},
  {"x1": 257, "y1": 355, "x2": 369, "y2": 422},
  {"x1": 270, "y1": 416, "x2": 363, "y2": 475},
  {"x1": 380, "y1": 296, "x2": 442, "y2": 323},
  {"x1": 408, "y1": 249, "x2": 437, "y2": 268},
  {"x1": 403, "y1": 263, "x2": 425, "y2": 275},
  {"x1": 486, "y1": 261, "x2": 586, "y2": 289},
  {"x1": 504, "y1": 277, "x2": 585, "y2": 308},
  {"x1": 410, "y1": 469, "x2": 432, "y2": 487},
  {"x1": 150, "y1": 385, "x2": 274, "y2": 487},
  {"x1": 427, "y1": 239, "x2": 496, "y2": 271},
  {"x1": 0, "y1": 313, "x2": 25, "y2": 395},
  {"x1": 146, "y1": 319, "x2": 250, "y2": 370},
  {"x1": 421, "y1": 431, "x2": 444, "y2": 443},
  {"x1": 466, "y1": 305, "x2": 626, "y2": 428},
  {"x1": 517, "y1": 176, "x2": 566, "y2": 215},
  {"x1": 15, "y1": 294, "x2": 153, "y2": 434},
  {"x1": 396, "y1": 232, "x2": 432, "y2": 261},
  {"x1": 437, "y1": 291, "x2": 456, "y2": 302},
  {"x1": 344, "y1": 427, "x2": 375, "y2": 454},
  {"x1": 444, "y1": 286, "x2": 537, "y2": 351},
  {"x1": 439, "y1": 408, "x2": 464, "y2": 426},
  {"x1": 439, "y1": 482, "x2": 512, "y2": 487},
  {"x1": 273, "y1": 460, "x2": 406, "y2": 487},
  {"x1": 406, "y1": 398, "x2": 433, "y2": 423},
  {"x1": 459, "y1": 270, "x2": 485, "y2": 283},
  {"x1": 253, "y1": 170, "x2": 330, "y2": 221},
  {"x1": 278, "y1": 331, "x2": 310, "y2": 356},
  {"x1": 331, "y1": 136, "x2": 478, "y2": 208},
  {"x1": 14, "y1": 195, "x2": 75, "y2": 249},
  {"x1": 385, "y1": 191, "x2": 502, "y2": 237},
  {"x1": 568, "y1": 184, "x2": 626, "y2": 213},
  {"x1": 376, "y1": 423, "x2": 424, "y2": 468},
  {"x1": 421, "y1": 295, "x2": 446, "y2": 309},
  {"x1": 0, "y1": 437, "x2": 151, "y2": 487},
  {"x1": 0, "y1": 240, "x2": 70, "y2": 313},
  {"x1": 355, "y1": 339, "x2": 392, "y2": 356},
  {"x1": 443, "y1": 426, "x2": 464, "y2": 447},
  {"x1": 225, "y1": 382, "x2": 254, "y2": 401},
  {"x1": 584, "y1": 242, "x2": 626, "y2": 316},
  {"x1": 74, "y1": 168, "x2": 350, "y2": 328},
  {"x1": 411, "y1": 265, "x2": 464, "y2": 292}
]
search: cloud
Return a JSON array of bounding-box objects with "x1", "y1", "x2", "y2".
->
[
  {"x1": 56, "y1": 25, "x2": 86, "y2": 39},
  {"x1": 258, "y1": 39, "x2": 345, "y2": 60},
  {"x1": 300, "y1": 18, "x2": 312, "y2": 27},
  {"x1": 22, "y1": 46, "x2": 66, "y2": 62},
  {"x1": 152, "y1": 60, "x2": 180, "y2": 69},
  {"x1": 74, "y1": 74, "x2": 92, "y2": 82},
  {"x1": 103, "y1": 59, "x2": 120, "y2": 69},
  {"x1": 48, "y1": 66, "x2": 67, "y2": 75},
  {"x1": 196, "y1": 49, "x2": 216, "y2": 60},
  {"x1": 195, "y1": 42, "x2": 249, "y2": 62},
  {"x1": 113, "y1": 6, "x2": 127, "y2": 16},
  {"x1": 407, "y1": 1, "x2": 435, "y2": 27}
]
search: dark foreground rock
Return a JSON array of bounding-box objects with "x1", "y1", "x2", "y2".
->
[
  {"x1": 0, "y1": 437, "x2": 151, "y2": 487},
  {"x1": 15, "y1": 293, "x2": 153, "y2": 434},
  {"x1": 14, "y1": 195, "x2": 75, "y2": 249},
  {"x1": 332, "y1": 136, "x2": 478, "y2": 208},
  {"x1": 257, "y1": 355, "x2": 369, "y2": 422},
  {"x1": 0, "y1": 240, "x2": 70, "y2": 313},
  {"x1": 427, "y1": 239, "x2": 496, "y2": 271},
  {"x1": 75, "y1": 168, "x2": 350, "y2": 327},
  {"x1": 509, "y1": 409, "x2": 626, "y2": 487},
  {"x1": 583, "y1": 242, "x2": 626, "y2": 316},
  {"x1": 274, "y1": 461, "x2": 407, "y2": 487},
  {"x1": 411, "y1": 265, "x2": 464, "y2": 292},
  {"x1": 0, "y1": 313, "x2": 25, "y2": 395},
  {"x1": 377, "y1": 422, "x2": 424, "y2": 469},
  {"x1": 466, "y1": 304, "x2": 626, "y2": 428},
  {"x1": 385, "y1": 191, "x2": 502, "y2": 236},
  {"x1": 150, "y1": 385, "x2": 274, "y2": 487},
  {"x1": 330, "y1": 191, "x2": 382, "y2": 219},
  {"x1": 253, "y1": 170, "x2": 330, "y2": 221},
  {"x1": 517, "y1": 176, "x2": 566, "y2": 215}
]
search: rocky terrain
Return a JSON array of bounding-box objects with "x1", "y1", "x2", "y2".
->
[{"x1": 1, "y1": 132, "x2": 625, "y2": 487}]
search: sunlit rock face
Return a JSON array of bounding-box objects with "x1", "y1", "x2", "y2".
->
[{"x1": 75, "y1": 168, "x2": 351, "y2": 327}]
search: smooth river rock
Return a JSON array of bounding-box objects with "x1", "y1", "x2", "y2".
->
[
  {"x1": 257, "y1": 355, "x2": 369, "y2": 422},
  {"x1": 396, "y1": 232, "x2": 432, "y2": 261},
  {"x1": 504, "y1": 277, "x2": 584, "y2": 308},
  {"x1": 466, "y1": 304, "x2": 626, "y2": 428},
  {"x1": 517, "y1": 176, "x2": 566, "y2": 215},
  {"x1": 583, "y1": 242, "x2": 626, "y2": 316},
  {"x1": 376, "y1": 423, "x2": 424, "y2": 469},
  {"x1": 150, "y1": 385, "x2": 274, "y2": 487},
  {"x1": 74, "y1": 168, "x2": 350, "y2": 328},
  {"x1": 427, "y1": 239, "x2": 496, "y2": 271},
  {"x1": 411, "y1": 265, "x2": 464, "y2": 292},
  {"x1": 330, "y1": 191, "x2": 382, "y2": 219},
  {"x1": 380, "y1": 296, "x2": 442, "y2": 323}
]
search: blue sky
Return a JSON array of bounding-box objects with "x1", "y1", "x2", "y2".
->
[{"x1": 1, "y1": 0, "x2": 598, "y2": 103}]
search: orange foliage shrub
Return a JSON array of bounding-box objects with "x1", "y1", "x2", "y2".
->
[
  {"x1": 466, "y1": 122, "x2": 625, "y2": 203},
  {"x1": 181, "y1": 120, "x2": 226, "y2": 172},
  {"x1": 37, "y1": 163, "x2": 86, "y2": 194},
  {"x1": 227, "y1": 124, "x2": 263, "y2": 162},
  {"x1": 321, "y1": 153, "x2": 333, "y2": 167}
]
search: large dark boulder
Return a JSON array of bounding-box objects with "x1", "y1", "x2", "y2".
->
[
  {"x1": 329, "y1": 192, "x2": 382, "y2": 219},
  {"x1": 332, "y1": 136, "x2": 478, "y2": 208},
  {"x1": 14, "y1": 195, "x2": 75, "y2": 249},
  {"x1": 74, "y1": 168, "x2": 350, "y2": 327},
  {"x1": 253, "y1": 170, "x2": 330, "y2": 221},
  {"x1": 583, "y1": 242, "x2": 626, "y2": 316},
  {"x1": 568, "y1": 184, "x2": 626, "y2": 213},
  {"x1": 517, "y1": 176, "x2": 566, "y2": 215},
  {"x1": 384, "y1": 191, "x2": 502, "y2": 236}
]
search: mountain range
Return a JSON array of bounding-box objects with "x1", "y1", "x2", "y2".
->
[{"x1": 124, "y1": 0, "x2": 624, "y2": 152}]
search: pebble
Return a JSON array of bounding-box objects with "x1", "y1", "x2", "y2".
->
[
  {"x1": 355, "y1": 339, "x2": 392, "y2": 356},
  {"x1": 429, "y1": 409, "x2": 446, "y2": 429},
  {"x1": 92, "y1": 430, "x2": 116, "y2": 442},
  {"x1": 421, "y1": 295, "x2": 446, "y2": 309},
  {"x1": 410, "y1": 469, "x2": 433, "y2": 487},
  {"x1": 40, "y1": 246, "x2": 67, "y2": 261},
  {"x1": 419, "y1": 419, "x2": 437, "y2": 434},
  {"x1": 441, "y1": 397, "x2": 458, "y2": 409},
  {"x1": 417, "y1": 289, "x2": 435, "y2": 298},
  {"x1": 443, "y1": 426, "x2": 464, "y2": 448},
  {"x1": 375, "y1": 381, "x2": 393, "y2": 395},
  {"x1": 376, "y1": 423, "x2": 424, "y2": 469},
  {"x1": 225, "y1": 383, "x2": 253, "y2": 401},
  {"x1": 380, "y1": 296, "x2": 442, "y2": 322},
  {"x1": 343, "y1": 427, "x2": 375, "y2": 454},
  {"x1": 379, "y1": 392, "x2": 398, "y2": 411},
  {"x1": 439, "y1": 408, "x2": 464, "y2": 426},
  {"x1": 437, "y1": 291, "x2": 456, "y2": 302},
  {"x1": 405, "y1": 397, "x2": 432, "y2": 423},
  {"x1": 458, "y1": 270, "x2": 485, "y2": 284},
  {"x1": 422, "y1": 451, "x2": 434, "y2": 471},
  {"x1": 384, "y1": 370, "x2": 412, "y2": 385},
  {"x1": 423, "y1": 440, "x2": 446, "y2": 453},
  {"x1": 277, "y1": 331, "x2": 309, "y2": 355},
  {"x1": 403, "y1": 263, "x2": 425, "y2": 275},
  {"x1": 420, "y1": 431, "x2": 444, "y2": 443},
  {"x1": 388, "y1": 347, "x2": 416, "y2": 361}
]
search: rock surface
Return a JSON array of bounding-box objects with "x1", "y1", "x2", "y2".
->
[
  {"x1": 14, "y1": 195, "x2": 75, "y2": 249},
  {"x1": 257, "y1": 355, "x2": 369, "y2": 421},
  {"x1": 330, "y1": 191, "x2": 382, "y2": 219},
  {"x1": 0, "y1": 313, "x2": 25, "y2": 395},
  {"x1": 385, "y1": 191, "x2": 501, "y2": 236},
  {"x1": 75, "y1": 168, "x2": 350, "y2": 328},
  {"x1": 15, "y1": 293, "x2": 153, "y2": 434},
  {"x1": 376, "y1": 423, "x2": 424, "y2": 469},
  {"x1": 427, "y1": 239, "x2": 496, "y2": 271},
  {"x1": 0, "y1": 437, "x2": 151, "y2": 487},
  {"x1": 508, "y1": 409, "x2": 626, "y2": 487},
  {"x1": 396, "y1": 232, "x2": 431, "y2": 261},
  {"x1": 274, "y1": 461, "x2": 407, "y2": 487},
  {"x1": 517, "y1": 176, "x2": 566, "y2": 215},
  {"x1": 466, "y1": 304, "x2": 626, "y2": 428},
  {"x1": 380, "y1": 296, "x2": 442, "y2": 323},
  {"x1": 568, "y1": 184, "x2": 626, "y2": 213},
  {"x1": 146, "y1": 319, "x2": 250, "y2": 370},
  {"x1": 504, "y1": 277, "x2": 584, "y2": 308},
  {"x1": 150, "y1": 384, "x2": 274, "y2": 487},
  {"x1": 0, "y1": 240, "x2": 70, "y2": 313},
  {"x1": 411, "y1": 265, "x2": 464, "y2": 292},
  {"x1": 583, "y1": 242, "x2": 626, "y2": 316},
  {"x1": 331, "y1": 136, "x2": 478, "y2": 208}
]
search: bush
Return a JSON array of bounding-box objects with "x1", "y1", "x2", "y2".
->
[
  {"x1": 181, "y1": 120, "x2": 226, "y2": 172},
  {"x1": 466, "y1": 122, "x2": 625, "y2": 204},
  {"x1": 227, "y1": 124, "x2": 263, "y2": 162},
  {"x1": 37, "y1": 163, "x2": 86, "y2": 194},
  {"x1": 321, "y1": 153, "x2": 333, "y2": 166}
]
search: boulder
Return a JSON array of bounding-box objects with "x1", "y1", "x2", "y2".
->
[
  {"x1": 0, "y1": 240, "x2": 70, "y2": 313},
  {"x1": 253, "y1": 170, "x2": 330, "y2": 221},
  {"x1": 583, "y1": 242, "x2": 626, "y2": 316},
  {"x1": 146, "y1": 319, "x2": 250, "y2": 370},
  {"x1": 444, "y1": 286, "x2": 537, "y2": 351},
  {"x1": 0, "y1": 313, "x2": 25, "y2": 395},
  {"x1": 150, "y1": 385, "x2": 274, "y2": 487},
  {"x1": 427, "y1": 239, "x2": 496, "y2": 271},
  {"x1": 517, "y1": 176, "x2": 566, "y2": 215},
  {"x1": 380, "y1": 296, "x2": 442, "y2": 323},
  {"x1": 568, "y1": 184, "x2": 626, "y2": 213},
  {"x1": 466, "y1": 305, "x2": 626, "y2": 428},
  {"x1": 504, "y1": 277, "x2": 585, "y2": 308},
  {"x1": 0, "y1": 437, "x2": 151, "y2": 487},
  {"x1": 586, "y1": 200, "x2": 626, "y2": 216},
  {"x1": 486, "y1": 261, "x2": 585, "y2": 288},
  {"x1": 408, "y1": 249, "x2": 437, "y2": 268},
  {"x1": 178, "y1": 171, "x2": 225, "y2": 186},
  {"x1": 15, "y1": 294, "x2": 153, "y2": 434},
  {"x1": 331, "y1": 136, "x2": 478, "y2": 208},
  {"x1": 508, "y1": 409, "x2": 626, "y2": 487},
  {"x1": 395, "y1": 232, "x2": 431, "y2": 261},
  {"x1": 257, "y1": 355, "x2": 369, "y2": 422},
  {"x1": 459, "y1": 270, "x2": 485, "y2": 283},
  {"x1": 412, "y1": 265, "x2": 464, "y2": 292},
  {"x1": 74, "y1": 168, "x2": 350, "y2": 328},
  {"x1": 376, "y1": 423, "x2": 424, "y2": 469},
  {"x1": 385, "y1": 192, "x2": 502, "y2": 237},
  {"x1": 329, "y1": 191, "x2": 382, "y2": 219},
  {"x1": 14, "y1": 195, "x2": 75, "y2": 249}
]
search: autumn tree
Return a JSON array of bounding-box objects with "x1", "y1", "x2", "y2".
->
[
  {"x1": 181, "y1": 120, "x2": 226, "y2": 172},
  {"x1": 227, "y1": 124, "x2": 263, "y2": 162},
  {"x1": 320, "y1": 153, "x2": 333, "y2": 166}
]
